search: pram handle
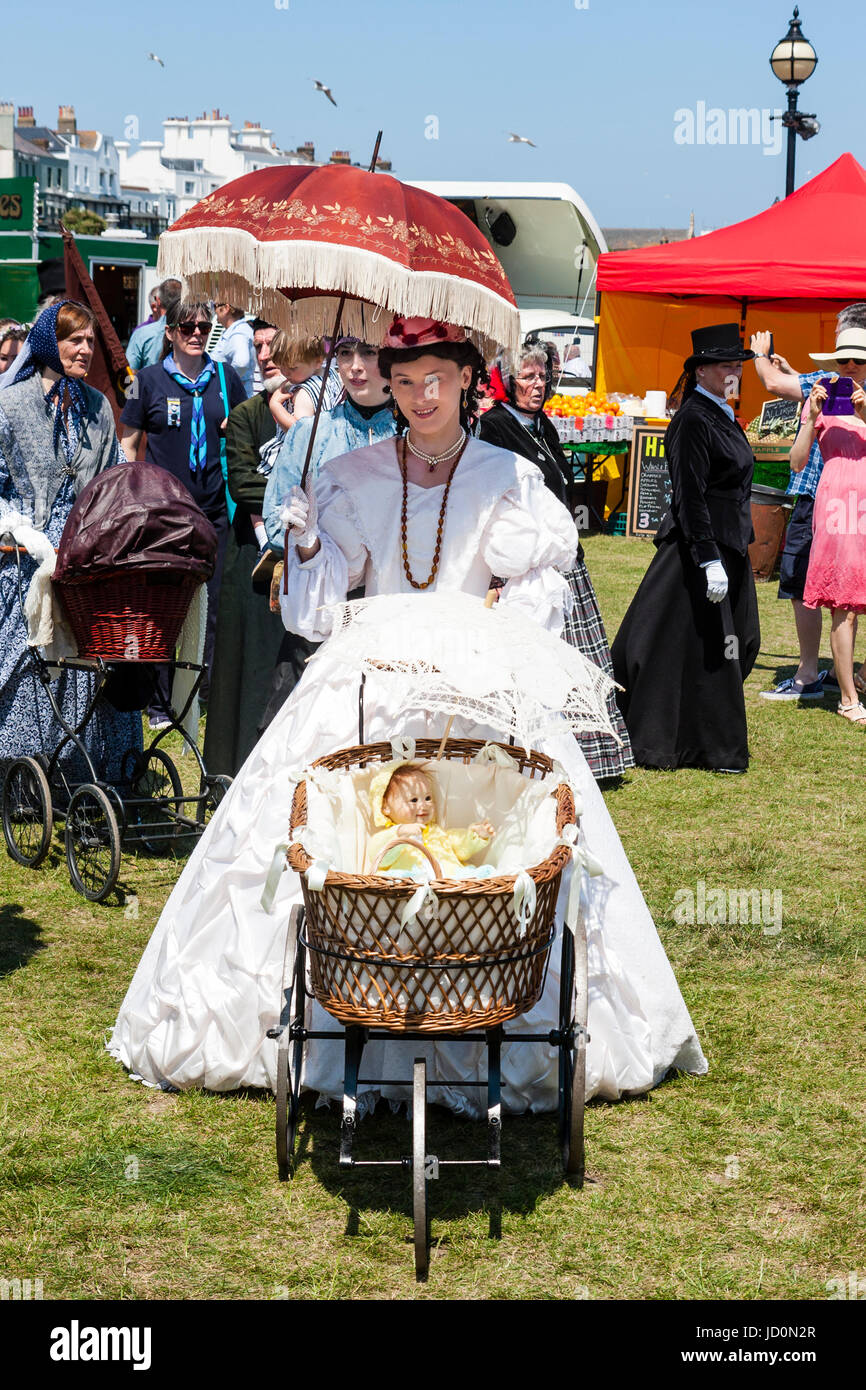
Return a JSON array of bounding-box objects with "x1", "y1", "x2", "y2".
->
[{"x1": 372, "y1": 837, "x2": 443, "y2": 880}]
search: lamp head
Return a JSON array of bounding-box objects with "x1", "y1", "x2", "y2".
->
[{"x1": 770, "y1": 7, "x2": 818, "y2": 87}]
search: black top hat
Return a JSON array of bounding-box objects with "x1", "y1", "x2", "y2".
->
[{"x1": 684, "y1": 323, "x2": 755, "y2": 369}]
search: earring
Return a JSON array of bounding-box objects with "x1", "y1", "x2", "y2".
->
[{"x1": 461, "y1": 389, "x2": 468, "y2": 410}]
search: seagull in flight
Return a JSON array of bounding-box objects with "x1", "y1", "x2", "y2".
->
[
  {"x1": 508, "y1": 132, "x2": 536, "y2": 147},
  {"x1": 314, "y1": 81, "x2": 337, "y2": 107},
  {"x1": 147, "y1": 52, "x2": 165, "y2": 67}
]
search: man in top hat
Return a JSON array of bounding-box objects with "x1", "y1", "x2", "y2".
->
[{"x1": 750, "y1": 306, "x2": 866, "y2": 701}]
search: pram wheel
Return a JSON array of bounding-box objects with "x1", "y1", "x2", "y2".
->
[
  {"x1": 413, "y1": 1057, "x2": 429, "y2": 1280},
  {"x1": 2, "y1": 756, "x2": 53, "y2": 868},
  {"x1": 131, "y1": 749, "x2": 184, "y2": 855},
  {"x1": 558, "y1": 919, "x2": 588, "y2": 1184},
  {"x1": 275, "y1": 906, "x2": 306, "y2": 1180},
  {"x1": 65, "y1": 784, "x2": 122, "y2": 902}
]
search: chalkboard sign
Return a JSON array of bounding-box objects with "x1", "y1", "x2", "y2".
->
[
  {"x1": 758, "y1": 397, "x2": 801, "y2": 434},
  {"x1": 626, "y1": 422, "x2": 671, "y2": 538}
]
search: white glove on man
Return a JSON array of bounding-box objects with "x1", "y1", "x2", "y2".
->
[
  {"x1": 280, "y1": 483, "x2": 319, "y2": 551},
  {"x1": 702, "y1": 558, "x2": 728, "y2": 603}
]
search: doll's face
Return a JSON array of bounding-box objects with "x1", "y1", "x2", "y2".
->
[{"x1": 382, "y1": 769, "x2": 434, "y2": 825}]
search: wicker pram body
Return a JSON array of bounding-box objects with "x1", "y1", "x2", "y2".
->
[{"x1": 287, "y1": 738, "x2": 575, "y2": 1034}]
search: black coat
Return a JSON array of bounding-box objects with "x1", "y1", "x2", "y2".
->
[
  {"x1": 610, "y1": 389, "x2": 760, "y2": 771},
  {"x1": 478, "y1": 402, "x2": 583, "y2": 559},
  {"x1": 655, "y1": 390, "x2": 755, "y2": 565}
]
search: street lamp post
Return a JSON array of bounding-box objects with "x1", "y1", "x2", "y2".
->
[{"x1": 770, "y1": 7, "x2": 819, "y2": 197}]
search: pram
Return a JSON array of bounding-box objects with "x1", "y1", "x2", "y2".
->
[
  {"x1": 1, "y1": 465, "x2": 230, "y2": 902},
  {"x1": 271, "y1": 726, "x2": 589, "y2": 1282}
]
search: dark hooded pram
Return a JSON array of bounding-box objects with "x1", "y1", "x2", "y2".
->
[{"x1": 1, "y1": 463, "x2": 230, "y2": 901}]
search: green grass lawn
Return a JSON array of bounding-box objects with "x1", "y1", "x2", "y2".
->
[{"x1": 1, "y1": 534, "x2": 864, "y2": 1300}]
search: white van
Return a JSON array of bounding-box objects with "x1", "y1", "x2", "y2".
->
[{"x1": 405, "y1": 180, "x2": 605, "y2": 379}]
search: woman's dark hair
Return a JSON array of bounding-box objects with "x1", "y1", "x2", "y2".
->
[
  {"x1": 668, "y1": 366, "x2": 697, "y2": 412},
  {"x1": 377, "y1": 340, "x2": 489, "y2": 432},
  {"x1": 161, "y1": 297, "x2": 212, "y2": 360}
]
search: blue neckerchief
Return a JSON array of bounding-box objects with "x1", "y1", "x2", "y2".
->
[
  {"x1": 10, "y1": 299, "x2": 89, "y2": 453},
  {"x1": 163, "y1": 353, "x2": 217, "y2": 475}
]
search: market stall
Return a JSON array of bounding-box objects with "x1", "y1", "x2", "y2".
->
[{"x1": 592, "y1": 153, "x2": 866, "y2": 525}]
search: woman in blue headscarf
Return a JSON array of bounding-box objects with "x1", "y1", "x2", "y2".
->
[{"x1": 0, "y1": 299, "x2": 141, "y2": 775}]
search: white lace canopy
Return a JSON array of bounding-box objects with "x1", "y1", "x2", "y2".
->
[{"x1": 314, "y1": 591, "x2": 620, "y2": 752}]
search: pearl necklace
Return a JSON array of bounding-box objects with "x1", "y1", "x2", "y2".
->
[{"x1": 405, "y1": 427, "x2": 466, "y2": 473}]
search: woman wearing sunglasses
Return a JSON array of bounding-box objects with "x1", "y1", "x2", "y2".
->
[
  {"x1": 792, "y1": 329, "x2": 866, "y2": 725},
  {"x1": 120, "y1": 298, "x2": 247, "y2": 712}
]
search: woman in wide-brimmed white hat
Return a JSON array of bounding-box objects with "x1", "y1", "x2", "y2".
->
[{"x1": 792, "y1": 327, "x2": 866, "y2": 724}]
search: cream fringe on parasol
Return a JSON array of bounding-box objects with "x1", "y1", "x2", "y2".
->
[{"x1": 157, "y1": 231, "x2": 520, "y2": 359}]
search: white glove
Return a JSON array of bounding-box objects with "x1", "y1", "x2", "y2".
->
[
  {"x1": 280, "y1": 483, "x2": 319, "y2": 551},
  {"x1": 702, "y1": 559, "x2": 728, "y2": 603}
]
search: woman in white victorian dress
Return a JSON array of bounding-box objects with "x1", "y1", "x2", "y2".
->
[{"x1": 110, "y1": 318, "x2": 706, "y2": 1111}]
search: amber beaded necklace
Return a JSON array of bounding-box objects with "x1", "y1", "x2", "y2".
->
[{"x1": 398, "y1": 433, "x2": 469, "y2": 590}]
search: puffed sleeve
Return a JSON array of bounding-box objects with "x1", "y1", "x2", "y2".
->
[
  {"x1": 479, "y1": 465, "x2": 578, "y2": 633},
  {"x1": 278, "y1": 470, "x2": 369, "y2": 641}
]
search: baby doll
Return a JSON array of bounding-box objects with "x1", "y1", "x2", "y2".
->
[{"x1": 366, "y1": 762, "x2": 495, "y2": 880}]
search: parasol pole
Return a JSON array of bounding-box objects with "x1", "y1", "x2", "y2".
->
[
  {"x1": 285, "y1": 132, "x2": 385, "y2": 588},
  {"x1": 296, "y1": 131, "x2": 383, "y2": 495},
  {"x1": 435, "y1": 589, "x2": 499, "y2": 758}
]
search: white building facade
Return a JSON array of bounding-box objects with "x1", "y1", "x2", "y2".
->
[{"x1": 117, "y1": 111, "x2": 313, "y2": 217}]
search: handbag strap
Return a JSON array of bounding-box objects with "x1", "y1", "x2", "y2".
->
[{"x1": 216, "y1": 361, "x2": 236, "y2": 523}]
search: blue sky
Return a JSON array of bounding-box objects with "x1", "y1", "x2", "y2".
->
[{"x1": 6, "y1": 0, "x2": 860, "y2": 230}]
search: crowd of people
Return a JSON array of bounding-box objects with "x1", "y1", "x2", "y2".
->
[
  {"x1": 2, "y1": 283, "x2": 865, "y2": 1110},
  {"x1": 3, "y1": 292, "x2": 865, "y2": 776}
]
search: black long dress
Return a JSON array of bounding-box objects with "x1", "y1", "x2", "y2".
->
[
  {"x1": 203, "y1": 391, "x2": 286, "y2": 776},
  {"x1": 610, "y1": 389, "x2": 760, "y2": 771},
  {"x1": 478, "y1": 401, "x2": 634, "y2": 780}
]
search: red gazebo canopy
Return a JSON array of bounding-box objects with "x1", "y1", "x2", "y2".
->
[{"x1": 597, "y1": 153, "x2": 866, "y2": 299}]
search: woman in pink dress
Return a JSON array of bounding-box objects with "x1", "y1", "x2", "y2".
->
[{"x1": 794, "y1": 328, "x2": 866, "y2": 725}]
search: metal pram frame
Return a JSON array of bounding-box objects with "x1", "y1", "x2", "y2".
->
[
  {"x1": 270, "y1": 718, "x2": 589, "y2": 1282},
  {"x1": 1, "y1": 540, "x2": 231, "y2": 902}
]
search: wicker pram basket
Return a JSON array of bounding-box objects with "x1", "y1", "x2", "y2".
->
[
  {"x1": 55, "y1": 570, "x2": 201, "y2": 661},
  {"x1": 287, "y1": 738, "x2": 576, "y2": 1034}
]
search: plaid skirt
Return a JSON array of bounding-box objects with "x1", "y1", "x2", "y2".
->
[{"x1": 563, "y1": 562, "x2": 635, "y2": 781}]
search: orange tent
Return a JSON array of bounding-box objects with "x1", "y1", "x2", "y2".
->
[{"x1": 595, "y1": 153, "x2": 866, "y2": 427}]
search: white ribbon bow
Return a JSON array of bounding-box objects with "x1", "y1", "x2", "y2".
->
[
  {"x1": 390, "y1": 735, "x2": 416, "y2": 762},
  {"x1": 305, "y1": 858, "x2": 331, "y2": 893},
  {"x1": 512, "y1": 869, "x2": 537, "y2": 938},
  {"x1": 473, "y1": 742, "x2": 519, "y2": 770},
  {"x1": 401, "y1": 879, "x2": 439, "y2": 927},
  {"x1": 261, "y1": 843, "x2": 289, "y2": 913},
  {"x1": 556, "y1": 821, "x2": 604, "y2": 929},
  {"x1": 548, "y1": 765, "x2": 584, "y2": 819}
]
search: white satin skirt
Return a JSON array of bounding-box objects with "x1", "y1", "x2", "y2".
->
[{"x1": 108, "y1": 651, "x2": 707, "y2": 1113}]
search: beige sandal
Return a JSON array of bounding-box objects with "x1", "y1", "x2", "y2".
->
[{"x1": 837, "y1": 700, "x2": 866, "y2": 725}]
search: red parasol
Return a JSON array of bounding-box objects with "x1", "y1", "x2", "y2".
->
[{"x1": 157, "y1": 157, "x2": 519, "y2": 358}]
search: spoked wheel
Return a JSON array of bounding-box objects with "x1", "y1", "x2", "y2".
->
[
  {"x1": 131, "y1": 749, "x2": 183, "y2": 855},
  {"x1": 2, "y1": 756, "x2": 53, "y2": 868},
  {"x1": 64, "y1": 784, "x2": 122, "y2": 902},
  {"x1": 558, "y1": 920, "x2": 588, "y2": 1184},
  {"x1": 413, "y1": 1057, "x2": 429, "y2": 1280},
  {"x1": 275, "y1": 906, "x2": 306, "y2": 1180}
]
